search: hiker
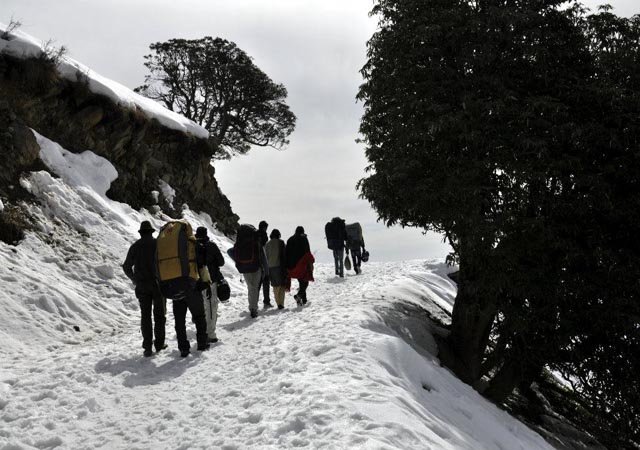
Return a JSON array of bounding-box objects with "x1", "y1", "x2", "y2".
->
[
  {"x1": 325, "y1": 217, "x2": 347, "y2": 277},
  {"x1": 256, "y1": 220, "x2": 273, "y2": 307},
  {"x1": 156, "y1": 220, "x2": 209, "y2": 357},
  {"x1": 264, "y1": 228, "x2": 287, "y2": 309},
  {"x1": 229, "y1": 224, "x2": 267, "y2": 318},
  {"x1": 123, "y1": 220, "x2": 166, "y2": 357},
  {"x1": 195, "y1": 226, "x2": 225, "y2": 344},
  {"x1": 286, "y1": 226, "x2": 315, "y2": 305},
  {"x1": 345, "y1": 222, "x2": 366, "y2": 275}
]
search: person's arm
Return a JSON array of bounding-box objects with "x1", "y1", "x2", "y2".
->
[{"x1": 122, "y1": 243, "x2": 136, "y2": 283}]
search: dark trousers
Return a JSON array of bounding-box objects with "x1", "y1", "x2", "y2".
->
[
  {"x1": 350, "y1": 247, "x2": 363, "y2": 272},
  {"x1": 258, "y1": 272, "x2": 271, "y2": 304},
  {"x1": 136, "y1": 283, "x2": 166, "y2": 352},
  {"x1": 333, "y1": 248, "x2": 344, "y2": 276},
  {"x1": 297, "y1": 280, "x2": 309, "y2": 302},
  {"x1": 172, "y1": 289, "x2": 208, "y2": 352}
]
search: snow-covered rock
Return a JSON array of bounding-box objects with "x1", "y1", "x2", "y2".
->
[
  {"x1": 0, "y1": 22, "x2": 208, "y2": 139},
  {"x1": 0, "y1": 22, "x2": 238, "y2": 235}
]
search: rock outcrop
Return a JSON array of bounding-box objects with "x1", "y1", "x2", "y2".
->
[{"x1": 0, "y1": 52, "x2": 239, "y2": 236}]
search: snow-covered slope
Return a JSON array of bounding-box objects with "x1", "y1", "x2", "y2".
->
[
  {"x1": 0, "y1": 23, "x2": 208, "y2": 139},
  {"x1": 0, "y1": 131, "x2": 553, "y2": 449}
]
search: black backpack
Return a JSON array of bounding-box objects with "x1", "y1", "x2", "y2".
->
[
  {"x1": 325, "y1": 220, "x2": 343, "y2": 250},
  {"x1": 233, "y1": 224, "x2": 260, "y2": 273}
]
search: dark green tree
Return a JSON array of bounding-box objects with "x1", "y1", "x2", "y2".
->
[
  {"x1": 136, "y1": 37, "x2": 296, "y2": 158},
  {"x1": 358, "y1": 0, "x2": 640, "y2": 444}
]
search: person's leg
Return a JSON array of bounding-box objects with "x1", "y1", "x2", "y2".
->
[
  {"x1": 298, "y1": 280, "x2": 309, "y2": 304},
  {"x1": 352, "y1": 248, "x2": 362, "y2": 274},
  {"x1": 262, "y1": 272, "x2": 271, "y2": 305},
  {"x1": 207, "y1": 284, "x2": 219, "y2": 341},
  {"x1": 151, "y1": 287, "x2": 166, "y2": 351},
  {"x1": 333, "y1": 249, "x2": 340, "y2": 275},
  {"x1": 274, "y1": 286, "x2": 285, "y2": 307},
  {"x1": 188, "y1": 289, "x2": 209, "y2": 350},
  {"x1": 172, "y1": 299, "x2": 189, "y2": 354},
  {"x1": 136, "y1": 289, "x2": 153, "y2": 352},
  {"x1": 244, "y1": 271, "x2": 261, "y2": 316},
  {"x1": 257, "y1": 276, "x2": 264, "y2": 303},
  {"x1": 202, "y1": 288, "x2": 213, "y2": 339}
]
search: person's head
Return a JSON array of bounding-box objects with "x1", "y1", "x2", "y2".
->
[
  {"x1": 195, "y1": 226, "x2": 209, "y2": 241},
  {"x1": 295, "y1": 226, "x2": 305, "y2": 235},
  {"x1": 270, "y1": 229, "x2": 281, "y2": 239},
  {"x1": 259, "y1": 220, "x2": 268, "y2": 230},
  {"x1": 138, "y1": 220, "x2": 155, "y2": 236}
]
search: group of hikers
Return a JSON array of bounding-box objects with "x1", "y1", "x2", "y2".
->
[
  {"x1": 227, "y1": 221, "x2": 315, "y2": 317},
  {"x1": 325, "y1": 217, "x2": 369, "y2": 277},
  {"x1": 122, "y1": 219, "x2": 324, "y2": 358}
]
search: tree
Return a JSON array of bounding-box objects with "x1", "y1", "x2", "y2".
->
[
  {"x1": 136, "y1": 37, "x2": 296, "y2": 158},
  {"x1": 358, "y1": 0, "x2": 640, "y2": 445}
]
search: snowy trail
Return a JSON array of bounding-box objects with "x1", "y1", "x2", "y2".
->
[
  {"x1": 1, "y1": 132, "x2": 552, "y2": 449},
  {"x1": 1, "y1": 262, "x2": 551, "y2": 450}
]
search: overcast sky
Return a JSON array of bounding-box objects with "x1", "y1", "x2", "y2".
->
[{"x1": 2, "y1": 0, "x2": 638, "y2": 263}]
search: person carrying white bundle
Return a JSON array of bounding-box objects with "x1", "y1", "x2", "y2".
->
[{"x1": 195, "y1": 226, "x2": 225, "y2": 343}]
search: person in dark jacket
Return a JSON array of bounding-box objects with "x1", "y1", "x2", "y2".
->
[
  {"x1": 195, "y1": 227, "x2": 225, "y2": 343},
  {"x1": 327, "y1": 217, "x2": 348, "y2": 277},
  {"x1": 286, "y1": 226, "x2": 314, "y2": 305},
  {"x1": 346, "y1": 225, "x2": 366, "y2": 275},
  {"x1": 229, "y1": 224, "x2": 268, "y2": 318},
  {"x1": 257, "y1": 220, "x2": 272, "y2": 308},
  {"x1": 264, "y1": 229, "x2": 287, "y2": 309},
  {"x1": 123, "y1": 220, "x2": 166, "y2": 357}
]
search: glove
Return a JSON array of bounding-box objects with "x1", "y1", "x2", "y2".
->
[{"x1": 205, "y1": 286, "x2": 212, "y2": 300}]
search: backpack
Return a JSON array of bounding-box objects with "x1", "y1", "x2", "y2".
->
[
  {"x1": 233, "y1": 224, "x2": 261, "y2": 273},
  {"x1": 345, "y1": 222, "x2": 363, "y2": 245},
  {"x1": 325, "y1": 221, "x2": 341, "y2": 250},
  {"x1": 156, "y1": 221, "x2": 198, "y2": 300}
]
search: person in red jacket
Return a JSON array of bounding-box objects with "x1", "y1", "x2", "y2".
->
[{"x1": 285, "y1": 226, "x2": 314, "y2": 305}]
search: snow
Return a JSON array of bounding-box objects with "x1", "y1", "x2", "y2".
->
[
  {"x1": 0, "y1": 130, "x2": 552, "y2": 449},
  {"x1": 0, "y1": 23, "x2": 209, "y2": 140},
  {"x1": 0, "y1": 198, "x2": 4, "y2": 212},
  {"x1": 158, "y1": 179, "x2": 176, "y2": 209}
]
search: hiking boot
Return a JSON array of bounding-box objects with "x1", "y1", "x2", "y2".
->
[
  {"x1": 180, "y1": 349, "x2": 190, "y2": 358},
  {"x1": 277, "y1": 304, "x2": 284, "y2": 310},
  {"x1": 302, "y1": 298, "x2": 308, "y2": 305},
  {"x1": 208, "y1": 337, "x2": 219, "y2": 344},
  {"x1": 294, "y1": 294, "x2": 302, "y2": 306},
  {"x1": 155, "y1": 344, "x2": 168, "y2": 353},
  {"x1": 143, "y1": 349, "x2": 153, "y2": 357},
  {"x1": 263, "y1": 302, "x2": 273, "y2": 308},
  {"x1": 197, "y1": 343, "x2": 211, "y2": 351},
  {"x1": 250, "y1": 309, "x2": 258, "y2": 318}
]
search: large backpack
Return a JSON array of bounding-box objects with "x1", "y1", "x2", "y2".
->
[
  {"x1": 233, "y1": 224, "x2": 261, "y2": 273},
  {"x1": 156, "y1": 221, "x2": 198, "y2": 300},
  {"x1": 325, "y1": 221, "x2": 340, "y2": 250},
  {"x1": 345, "y1": 222, "x2": 363, "y2": 245}
]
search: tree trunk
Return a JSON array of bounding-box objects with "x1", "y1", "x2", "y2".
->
[{"x1": 438, "y1": 241, "x2": 497, "y2": 385}]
